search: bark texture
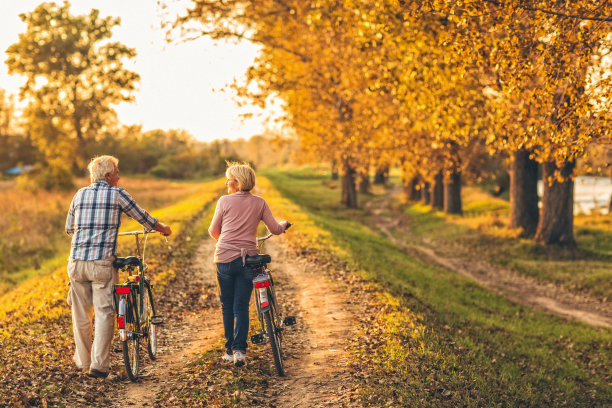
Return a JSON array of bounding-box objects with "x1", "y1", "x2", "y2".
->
[
  {"x1": 373, "y1": 167, "x2": 388, "y2": 184},
  {"x1": 331, "y1": 160, "x2": 338, "y2": 180},
  {"x1": 444, "y1": 171, "x2": 462, "y2": 215},
  {"x1": 358, "y1": 170, "x2": 370, "y2": 193},
  {"x1": 510, "y1": 149, "x2": 539, "y2": 236},
  {"x1": 341, "y1": 162, "x2": 358, "y2": 208},
  {"x1": 404, "y1": 176, "x2": 421, "y2": 201},
  {"x1": 421, "y1": 181, "x2": 431, "y2": 203},
  {"x1": 535, "y1": 160, "x2": 575, "y2": 246},
  {"x1": 430, "y1": 172, "x2": 444, "y2": 209}
]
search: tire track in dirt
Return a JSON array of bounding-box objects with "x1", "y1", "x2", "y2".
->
[
  {"x1": 263, "y1": 238, "x2": 362, "y2": 408},
  {"x1": 364, "y1": 190, "x2": 612, "y2": 328},
  {"x1": 110, "y1": 236, "x2": 223, "y2": 406},
  {"x1": 110, "y1": 231, "x2": 364, "y2": 407}
]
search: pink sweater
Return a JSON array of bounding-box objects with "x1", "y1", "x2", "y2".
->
[{"x1": 208, "y1": 191, "x2": 286, "y2": 263}]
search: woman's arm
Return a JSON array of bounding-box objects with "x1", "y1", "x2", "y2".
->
[
  {"x1": 208, "y1": 199, "x2": 223, "y2": 240},
  {"x1": 261, "y1": 201, "x2": 287, "y2": 235}
]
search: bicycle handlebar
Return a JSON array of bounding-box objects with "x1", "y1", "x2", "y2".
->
[
  {"x1": 117, "y1": 230, "x2": 153, "y2": 236},
  {"x1": 118, "y1": 229, "x2": 169, "y2": 242},
  {"x1": 256, "y1": 222, "x2": 292, "y2": 243}
]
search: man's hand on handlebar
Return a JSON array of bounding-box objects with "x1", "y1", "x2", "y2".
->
[{"x1": 154, "y1": 222, "x2": 172, "y2": 236}]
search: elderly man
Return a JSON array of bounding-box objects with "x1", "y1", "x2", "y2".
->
[{"x1": 65, "y1": 155, "x2": 172, "y2": 378}]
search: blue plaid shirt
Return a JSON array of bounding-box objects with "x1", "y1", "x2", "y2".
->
[{"x1": 66, "y1": 181, "x2": 158, "y2": 260}]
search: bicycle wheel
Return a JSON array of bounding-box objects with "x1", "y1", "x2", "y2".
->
[
  {"x1": 123, "y1": 294, "x2": 140, "y2": 381},
  {"x1": 144, "y1": 282, "x2": 158, "y2": 360},
  {"x1": 264, "y1": 304, "x2": 284, "y2": 376}
]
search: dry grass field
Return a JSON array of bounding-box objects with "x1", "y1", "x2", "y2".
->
[{"x1": 0, "y1": 177, "x2": 213, "y2": 294}]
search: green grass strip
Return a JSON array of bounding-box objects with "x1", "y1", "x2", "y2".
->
[{"x1": 262, "y1": 168, "x2": 612, "y2": 408}]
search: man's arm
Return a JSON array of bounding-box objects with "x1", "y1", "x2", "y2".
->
[
  {"x1": 65, "y1": 196, "x2": 76, "y2": 236},
  {"x1": 117, "y1": 189, "x2": 172, "y2": 236}
]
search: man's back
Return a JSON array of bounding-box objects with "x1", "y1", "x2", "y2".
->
[{"x1": 66, "y1": 181, "x2": 158, "y2": 261}]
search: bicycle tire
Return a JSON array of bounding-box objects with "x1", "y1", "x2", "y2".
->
[
  {"x1": 123, "y1": 294, "x2": 140, "y2": 381},
  {"x1": 264, "y1": 309, "x2": 284, "y2": 376},
  {"x1": 145, "y1": 282, "x2": 158, "y2": 360}
]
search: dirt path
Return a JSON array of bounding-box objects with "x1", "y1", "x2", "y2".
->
[
  {"x1": 363, "y1": 189, "x2": 612, "y2": 328},
  {"x1": 264, "y1": 239, "x2": 360, "y2": 408},
  {"x1": 110, "y1": 237, "x2": 223, "y2": 406},
  {"x1": 108, "y1": 231, "x2": 363, "y2": 407}
]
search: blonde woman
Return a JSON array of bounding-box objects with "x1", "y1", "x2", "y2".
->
[{"x1": 208, "y1": 163, "x2": 288, "y2": 367}]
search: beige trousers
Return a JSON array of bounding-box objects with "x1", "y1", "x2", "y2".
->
[{"x1": 67, "y1": 257, "x2": 118, "y2": 372}]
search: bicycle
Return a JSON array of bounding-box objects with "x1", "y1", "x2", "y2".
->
[
  {"x1": 246, "y1": 223, "x2": 296, "y2": 376},
  {"x1": 113, "y1": 229, "x2": 166, "y2": 381}
]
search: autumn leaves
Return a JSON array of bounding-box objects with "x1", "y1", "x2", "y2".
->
[{"x1": 172, "y1": 0, "x2": 611, "y2": 245}]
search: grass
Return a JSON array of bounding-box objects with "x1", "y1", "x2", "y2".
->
[
  {"x1": 0, "y1": 176, "x2": 213, "y2": 294},
  {"x1": 0, "y1": 177, "x2": 225, "y2": 407},
  {"x1": 398, "y1": 183, "x2": 612, "y2": 300},
  {"x1": 261, "y1": 167, "x2": 612, "y2": 407}
]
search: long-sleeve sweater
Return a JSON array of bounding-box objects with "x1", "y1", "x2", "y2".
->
[{"x1": 208, "y1": 191, "x2": 286, "y2": 263}]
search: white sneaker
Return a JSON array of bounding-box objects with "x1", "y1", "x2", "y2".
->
[
  {"x1": 221, "y1": 352, "x2": 234, "y2": 363},
  {"x1": 233, "y1": 351, "x2": 246, "y2": 367}
]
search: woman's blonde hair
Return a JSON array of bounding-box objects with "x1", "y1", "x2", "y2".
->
[
  {"x1": 88, "y1": 155, "x2": 119, "y2": 183},
  {"x1": 226, "y1": 162, "x2": 256, "y2": 191}
]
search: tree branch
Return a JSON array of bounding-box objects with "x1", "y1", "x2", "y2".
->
[
  {"x1": 483, "y1": 0, "x2": 612, "y2": 21},
  {"x1": 194, "y1": 29, "x2": 312, "y2": 62}
]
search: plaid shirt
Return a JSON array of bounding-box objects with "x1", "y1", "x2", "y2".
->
[{"x1": 66, "y1": 181, "x2": 158, "y2": 260}]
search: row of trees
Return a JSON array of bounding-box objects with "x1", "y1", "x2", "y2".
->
[
  {"x1": 2, "y1": 2, "x2": 292, "y2": 187},
  {"x1": 0, "y1": 88, "x2": 290, "y2": 182},
  {"x1": 171, "y1": 0, "x2": 612, "y2": 246}
]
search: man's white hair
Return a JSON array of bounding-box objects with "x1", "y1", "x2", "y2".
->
[{"x1": 88, "y1": 155, "x2": 119, "y2": 183}]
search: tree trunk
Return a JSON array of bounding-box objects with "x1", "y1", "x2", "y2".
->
[
  {"x1": 535, "y1": 160, "x2": 575, "y2": 246},
  {"x1": 358, "y1": 170, "x2": 370, "y2": 193},
  {"x1": 404, "y1": 176, "x2": 421, "y2": 201},
  {"x1": 444, "y1": 171, "x2": 462, "y2": 215},
  {"x1": 421, "y1": 181, "x2": 431, "y2": 203},
  {"x1": 341, "y1": 161, "x2": 358, "y2": 208},
  {"x1": 430, "y1": 172, "x2": 444, "y2": 209},
  {"x1": 331, "y1": 160, "x2": 338, "y2": 180},
  {"x1": 374, "y1": 166, "x2": 388, "y2": 184},
  {"x1": 510, "y1": 149, "x2": 539, "y2": 236}
]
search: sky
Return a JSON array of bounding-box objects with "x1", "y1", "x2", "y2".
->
[{"x1": 0, "y1": 0, "x2": 278, "y2": 143}]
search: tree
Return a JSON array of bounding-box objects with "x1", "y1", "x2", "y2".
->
[
  {"x1": 0, "y1": 88, "x2": 38, "y2": 171},
  {"x1": 5, "y1": 1, "x2": 139, "y2": 183}
]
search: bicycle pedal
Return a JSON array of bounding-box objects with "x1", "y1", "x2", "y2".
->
[
  {"x1": 250, "y1": 334, "x2": 265, "y2": 344},
  {"x1": 113, "y1": 346, "x2": 123, "y2": 353},
  {"x1": 283, "y1": 316, "x2": 297, "y2": 326},
  {"x1": 151, "y1": 315, "x2": 164, "y2": 325}
]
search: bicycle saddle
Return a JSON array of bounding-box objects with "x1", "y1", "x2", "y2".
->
[
  {"x1": 245, "y1": 254, "x2": 271, "y2": 265},
  {"x1": 113, "y1": 256, "x2": 141, "y2": 269}
]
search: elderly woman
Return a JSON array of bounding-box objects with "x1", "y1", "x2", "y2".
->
[{"x1": 208, "y1": 163, "x2": 288, "y2": 367}]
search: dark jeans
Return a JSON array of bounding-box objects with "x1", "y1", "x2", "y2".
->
[{"x1": 216, "y1": 257, "x2": 253, "y2": 353}]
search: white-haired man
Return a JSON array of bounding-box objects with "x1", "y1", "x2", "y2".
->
[{"x1": 65, "y1": 155, "x2": 172, "y2": 378}]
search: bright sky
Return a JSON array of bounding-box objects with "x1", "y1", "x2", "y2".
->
[{"x1": 0, "y1": 0, "x2": 276, "y2": 143}]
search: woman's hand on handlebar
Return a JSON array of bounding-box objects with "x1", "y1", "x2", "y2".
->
[{"x1": 282, "y1": 221, "x2": 292, "y2": 232}]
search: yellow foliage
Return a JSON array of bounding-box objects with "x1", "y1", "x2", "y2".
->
[
  {"x1": 0, "y1": 176, "x2": 214, "y2": 294},
  {"x1": 0, "y1": 177, "x2": 224, "y2": 332},
  {"x1": 255, "y1": 177, "x2": 346, "y2": 258}
]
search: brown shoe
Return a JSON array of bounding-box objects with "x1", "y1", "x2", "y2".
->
[{"x1": 87, "y1": 369, "x2": 109, "y2": 378}]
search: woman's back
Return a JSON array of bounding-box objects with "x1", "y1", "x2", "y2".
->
[{"x1": 209, "y1": 191, "x2": 285, "y2": 263}]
